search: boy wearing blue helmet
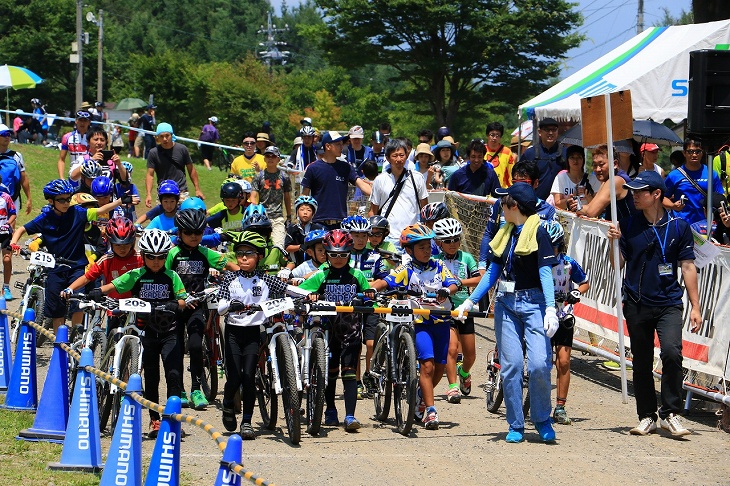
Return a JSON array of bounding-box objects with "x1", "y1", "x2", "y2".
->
[
  {"x1": 285, "y1": 195, "x2": 324, "y2": 266},
  {"x1": 147, "y1": 180, "x2": 180, "y2": 231}
]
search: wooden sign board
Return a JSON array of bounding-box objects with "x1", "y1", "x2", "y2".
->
[{"x1": 581, "y1": 91, "x2": 634, "y2": 147}]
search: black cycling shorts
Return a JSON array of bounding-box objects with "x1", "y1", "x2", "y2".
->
[{"x1": 450, "y1": 316, "x2": 475, "y2": 335}]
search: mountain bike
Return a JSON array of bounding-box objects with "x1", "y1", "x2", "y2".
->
[
  {"x1": 214, "y1": 147, "x2": 233, "y2": 172},
  {"x1": 186, "y1": 286, "x2": 221, "y2": 402}
]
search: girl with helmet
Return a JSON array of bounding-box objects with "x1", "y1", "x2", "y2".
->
[
  {"x1": 290, "y1": 229, "x2": 327, "y2": 281},
  {"x1": 0, "y1": 180, "x2": 17, "y2": 300},
  {"x1": 86, "y1": 228, "x2": 187, "y2": 438},
  {"x1": 168, "y1": 208, "x2": 233, "y2": 411},
  {"x1": 285, "y1": 195, "x2": 323, "y2": 266},
  {"x1": 217, "y1": 231, "x2": 310, "y2": 439},
  {"x1": 240, "y1": 211, "x2": 294, "y2": 278},
  {"x1": 432, "y1": 217, "x2": 481, "y2": 404},
  {"x1": 147, "y1": 180, "x2": 180, "y2": 232},
  {"x1": 298, "y1": 229, "x2": 374, "y2": 432},
  {"x1": 371, "y1": 223, "x2": 459, "y2": 430},
  {"x1": 456, "y1": 183, "x2": 560, "y2": 443},
  {"x1": 207, "y1": 181, "x2": 246, "y2": 232},
  {"x1": 11, "y1": 179, "x2": 131, "y2": 334}
]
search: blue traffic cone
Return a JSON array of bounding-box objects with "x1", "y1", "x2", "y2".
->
[
  {"x1": 18, "y1": 325, "x2": 70, "y2": 442},
  {"x1": 0, "y1": 296, "x2": 12, "y2": 392},
  {"x1": 100, "y1": 374, "x2": 143, "y2": 486},
  {"x1": 144, "y1": 396, "x2": 181, "y2": 486},
  {"x1": 48, "y1": 347, "x2": 103, "y2": 473},
  {"x1": 215, "y1": 434, "x2": 242, "y2": 486},
  {"x1": 0, "y1": 308, "x2": 37, "y2": 410}
]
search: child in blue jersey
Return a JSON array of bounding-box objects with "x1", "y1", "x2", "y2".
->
[
  {"x1": 433, "y1": 218, "x2": 481, "y2": 405},
  {"x1": 290, "y1": 229, "x2": 327, "y2": 281},
  {"x1": 543, "y1": 220, "x2": 590, "y2": 425},
  {"x1": 147, "y1": 180, "x2": 180, "y2": 231},
  {"x1": 372, "y1": 223, "x2": 458, "y2": 430}
]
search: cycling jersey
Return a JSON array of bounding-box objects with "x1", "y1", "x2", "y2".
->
[
  {"x1": 436, "y1": 250, "x2": 479, "y2": 307},
  {"x1": 61, "y1": 130, "x2": 89, "y2": 166},
  {"x1": 207, "y1": 209, "x2": 244, "y2": 232},
  {"x1": 166, "y1": 245, "x2": 226, "y2": 293},
  {"x1": 349, "y1": 247, "x2": 379, "y2": 280},
  {"x1": 291, "y1": 259, "x2": 323, "y2": 278},
  {"x1": 23, "y1": 206, "x2": 100, "y2": 266},
  {"x1": 298, "y1": 263, "x2": 370, "y2": 303},
  {"x1": 552, "y1": 253, "x2": 588, "y2": 297},
  {"x1": 85, "y1": 251, "x2": 144, "y2": 298},
  {"x1": 258, "y1": 245, "x2": 290, "y2": 275}
]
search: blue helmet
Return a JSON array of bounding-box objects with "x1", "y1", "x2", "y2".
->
[
  {"x1": 158, "y1": 179, "x2": 180, "y2": 197},
  {"x1": 122, "y1": 161, "x2": 134, "y2": 175},
  {"x1": 180, "y1": 196, "x2": 206, "y2": 212},
  {"x1": 294, "y1": 195, "x2": 318, "y2": 214},
  {"x1": 242, "y1": 212, "x2": 272, "y2": 231},
  {"x1": 302, "y1": 229, "x2": 327, "y2": 250},
  {"x1": 91, "y1": 176, "x2": 113, "y2": 197},
  {"x1": 43, "y1": 179, "x2": 74, "y2": 199},
  {"x1": 243, "y1": 203, "x2": 266, "y2": 220}
]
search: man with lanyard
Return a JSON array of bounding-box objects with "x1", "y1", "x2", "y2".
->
[
  {"x1": 484, "y1": 122, "x2": 515, "y2": 188},
  {"x1": 139, "y1": 104, "x2": 157, "y2": 158},
  {"x1": 0, "y1": 124, "x2": 32, "y2": 214},
  {"x1": 301, "y1": 131, "x2": 372, "y2": 230},
  {"x1": 370, "y1": 131, "x2": 386, "y2": 171},
  {"x1": 145, "y1": 122, "x2": 205, "y2": 207},
  {"x1": 519, "y1": 117, "x2": 566, "y2": 200},
  {"x1": 369, "y1": 138, "x2": 429, "y2": 248},
  {"x1": 346, "y1": 125, "x2": 373, "y2": 172},
  {"x1": 606, "y1": 170, "x2": 701, "y2": 437},
  {"x1": 57, "y1": 110, "x2": 92, "y2": 180}
]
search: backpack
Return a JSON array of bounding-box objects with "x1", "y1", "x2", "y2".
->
[{"x1": 0, "y1": 152, "x2": 21, "y2": 200}]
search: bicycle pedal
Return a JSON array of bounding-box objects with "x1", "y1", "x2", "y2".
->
[{"x1": 14, "y1": 282, "x2": 24, "y2": 290}]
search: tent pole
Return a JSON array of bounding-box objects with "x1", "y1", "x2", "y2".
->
[
  {"x1": 605, "y1": 93, "x2": 629, "y2": 404},
  {"x1": 5, "y1": 89, "x2": 8, "y2": 127}
]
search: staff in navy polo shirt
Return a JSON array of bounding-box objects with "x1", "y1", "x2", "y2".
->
[
  {"x1": 607, "y1": 170, "x2": 701, "y2": 438},
  {"x1": 301, "y1": 131, "x2": 372, "y2": 230},
  {"x1": 447, "y1": 139, "x2": 500, "y2": 197}
]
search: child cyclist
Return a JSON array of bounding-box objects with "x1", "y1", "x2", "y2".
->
[
  {"x1": 371, "y1": 224, "x2": 458, "y2": 430},
  {"x1": 146, "y1": 180, "x2": 180, "y2": 231},
  {"x1": 207, "y1": 178, "x2": 251, "y2": 217},
  {"x1": 0, "y1": 183, "x2": 17, "y2": 300},
  {"x1": 167, "y1": 208, "x2": 235, "y2": 410},
  {"x1": 290, "y1": 229, "x2": 328, "y2": 281},
  {"x1": 241, "y1": 211, "x2": 294, "y2": 278},
  {"x1": 285, "y1": 195, "x2": 324, "y2": 266},
  {"x1": 419, "y1": 202, "x2": 451, "y2": 255},
  {"x1": 10, "y1": 179, "x2": 137, "y2": 333},
  {"x1": 206, "y1": 181, "x2": 246, "y2": 232},
  {"x1": 298, "y1": 230, "x2": 374, "y2": 431},
  {"x1": 433, "y1": 217, "x2": 481, "y2": 404},
  {"x1": 544, "y1": 220, "x2": 589, "y2": 425},
  {"x1": 217, "y1": 231, "x2": 309, "y2": 440},
  {"x1": 85, "y1": 229, "x2": 187, "y2": 438}
]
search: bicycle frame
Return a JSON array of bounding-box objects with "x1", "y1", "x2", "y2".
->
[
  {"x1": 11, "y1": 280, "x2": 44, "y2": 345},
  {"x1": 266, "y1": 316, "x2": 302, "y2": 395},
  {"x1": 298, "y1": 313, "x2": 330, "y2": 391},
  {"x1": 106, "y1": 323, "x2": 144, "y2": 396}
]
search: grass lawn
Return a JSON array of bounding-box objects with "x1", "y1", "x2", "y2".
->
[{"x1": 14, "y1": 143, "x2": 228, "y2": 228}]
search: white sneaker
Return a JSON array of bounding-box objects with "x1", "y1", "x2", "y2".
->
[
  {"x1": 629, "y1": 417, "x2": 657, "y2": 435},
  {"x1": 659, "y1": 413, "x2": 691, "y2": 437}
]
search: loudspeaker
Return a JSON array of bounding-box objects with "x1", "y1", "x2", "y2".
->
[{"x1": 688, "y1": 49, "x2": 730, "y2": 138}]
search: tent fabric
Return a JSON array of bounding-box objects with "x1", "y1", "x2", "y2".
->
[{"x1": 519, "y1": 20, "x2": 730, "y2": 123}]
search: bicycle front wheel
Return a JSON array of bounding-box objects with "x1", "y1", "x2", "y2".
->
[
  {"x1": 306, "y1": 335, "x2": 326, "y2": 435},
  {"x1": 371, "y1": 327, "x2": 391, "y2": 422},
  {"x1": 394, "y1": 329, "x2": 417, "y2": 436},
  {"x1": 27, "y1": 288, "x2": 48, "y2": 347},
  {"x1": 89, "y1": 331, "x2": 108, "y2": 429},
  {"x1": 256, "y1": 346, "x2": 277, "y2": 430},
  {"x1": 111, "y1": 340, "x2": 140, "y2": 432},
  {"x1": 485, "y1": 359, "x2": 503, "y2": 413},
  {"x1": 276, "y1": 334, "x2": 301, "y2": 445},
  {"x1": 201, "y1": 331, "x2": 218, "y2": 402}
]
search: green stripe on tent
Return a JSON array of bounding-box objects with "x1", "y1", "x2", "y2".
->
[
  {"x1": 715, "y1": 44, "x2": 730, "y2": 50},
  {"x1": 521, "y1": 26, "x2": 667, "y2": 116}
]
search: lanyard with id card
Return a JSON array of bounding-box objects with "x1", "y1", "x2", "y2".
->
[
  {"x1": 498, "y1": 235, "x2": 518, "y2": 294},
  {"x1": 652, "y1": 223, "x2": 673, "y2": 276}
]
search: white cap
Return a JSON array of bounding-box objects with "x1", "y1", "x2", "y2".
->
[{"x1": 0, "y1": 124, "x2": 11, "y2": 132}]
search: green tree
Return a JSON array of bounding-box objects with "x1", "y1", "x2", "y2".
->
[
  {"x1": 658, "y1": 7, "x2": 694, "y2": 26},
  {"x1": 312, "y1": 0, "x2": 583, "y2": 131}
]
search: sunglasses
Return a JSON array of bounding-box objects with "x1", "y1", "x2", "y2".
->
[
  {"x1": 327, "y1": 252, "x2": 350, "y2": 259},
  {"x1": 235, "y1": 250, "x2": 258, "y2": 258},
  {"x1": 144, "y1": 253, "x2": 167, "y2": 261},
  {"x1": 439, "y1": 237, "x2": 461, "y2": 244},
  {"x1": 242, "y1": 141, "x2": 256, "y2": 146},
  {"x1": 369, "y1": 232, "x2": 385, "y2": 238},
  {"x1": 182, "y1": 229, "x2": 204, "y2": 236},
  {"x1": 76, "y1": 111, "x2": 91, "y2": 119},
  {"x1": 54, "y1": 197, "x2": 72, "y2": 204},
  {"x1": 685, "y1": 149, "x2": 703, "y2": 155},
  {"x1": 0, "y1": 131, "x2": 11, "y2": 137}
]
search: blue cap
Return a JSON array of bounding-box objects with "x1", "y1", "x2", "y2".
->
[
  {"x1": 320, "y1": 130, "x2": 348, "y2": 146},
  {"x1": 493, "y1": 182, "x2": 538, "y2": 209},
  {"x1": 623, "y1": 170, "x2": 667, "y2": 194}
]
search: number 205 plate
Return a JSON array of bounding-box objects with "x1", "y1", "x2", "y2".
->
[{"x1": 119, "y1": 298, "x2": 152, "y2": 313}]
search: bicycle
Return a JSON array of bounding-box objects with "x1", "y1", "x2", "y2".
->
[
  {"x1": 369, "y1": 289, "x2": 428, "y2": 436},
  {"x1": 13, "y1": 248, "x2": 75, "y2": 347},
  {"x1": 214, "y1": 147, "x2": 233, "y2": 172},
  {"x1": 186, "y1": 286, "x2": 221, "y2": 403}
]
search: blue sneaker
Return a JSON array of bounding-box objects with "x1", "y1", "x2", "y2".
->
[
  {"x1": 3, "y1": 286, "x2": 12, "y2": 301},
  {"x1": 344, "y1": 415, "x2": 361, "y2": 432},
  {"x1": 324, "y1": 408, "x2": 339, "y2": 426},
  {"x1": 505, "y1": 427, "x2": 524, "y2": 443},
  {"x1": 180, "y1": 392, "x2": 189, "y2": 408},
  {"x1": 535, "y1": 419, "x2": 556, "y2": 442}
]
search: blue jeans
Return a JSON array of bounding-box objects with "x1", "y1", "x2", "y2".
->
[{"x1": 494, "y1": 287, "x2": 553, "y2": 430}]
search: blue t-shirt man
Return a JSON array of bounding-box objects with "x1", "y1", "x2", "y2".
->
[
  {"x1": 301, "y1": 159, "x2": 358, "y2": 224},
  {"x1": 519, "y1": 143, "x2": 566, "y2": 201},
  {"x1": 664, "y1": 164, "x2": 723, "y2": 225},
  {"x1": 447, "y1": 162, "x2": 500, "y2": 197}
]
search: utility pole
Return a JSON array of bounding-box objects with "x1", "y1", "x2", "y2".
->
[
  {"x1": 75, "y1": 0, "x2": 83, "y2": 109},
  {"x1": 637, "y1": 0, "x2": 644, "y2": 34},
  {"x1": 87, "y1": 10, "x2": 104, "y2": 103},
  {"x1": 257, "y1": 13, "x2": 290, "y2": 76}
]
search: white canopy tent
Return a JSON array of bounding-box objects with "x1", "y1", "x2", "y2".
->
[{"x1": 519, "y1": 20, "x2": 730, "y2": 123}]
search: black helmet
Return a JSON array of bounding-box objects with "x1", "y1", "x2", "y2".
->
[
  {"x1": 175, "y1": 208, "x2": 207, "y2": 232},
  {"x1": 242, "y1": 212, "x2": 272, "y2": 231},
  {"x1": 368, "y1": 215, "x2": 390, "y2": 236},
  {"x1": 220, "y1": 182, "x2": 243, "y2": 199}
]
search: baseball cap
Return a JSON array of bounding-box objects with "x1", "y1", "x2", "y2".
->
[
  {"x1": 209, "y1": 116, "x2": 218, "y2": 124},
  {"x1": 320, "y1": 130, "x2": 348, "y2": 146},
  {"x1": 640, "y1": 143, "x2": 660, "y2": 152},
  {"x1": 0, "y1": 124, "x2": 11, "y2": 135},
  {"x1": 539, "y1": 117, "x2": 559, "y2": 128},
  {"x1": 147, "y1": 104, "x2": 157, "y2": 110},
  {"x1": 348, "y1": 125, "x2": 365, "y2": 139},
  {"x1": 156, "y1": 122, "x2": 174, "y2": 136},
  {"x1": 623, "y1": 170, "x2": 667, "y2": 193},
  {"x1": 264, "y1": 146, "x2": 281, "y2": 157},
  {"x1": 493, "y1": 182, "x2": 538, "y2": 209}
]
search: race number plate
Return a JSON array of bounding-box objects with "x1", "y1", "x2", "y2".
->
[
  {"x1": 119, "y1": 298, "x2": 152, "y2": 313},
  {"x1": 386, "y1": 299, "x2": 412, "y2": 323},
  {"x1": 261, "y1": 297, "x2": 294, "y2": 318},
  {"x1": 30, "y1": 251, "x2": 55, "y2": 268},
  {"x1": 309, "y1": 301, "x2": 338, "y2": 316}
]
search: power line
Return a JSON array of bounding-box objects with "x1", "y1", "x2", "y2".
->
[
  {"x1": 577, "y1": 0, "x2": 634, "y2": 33},
  {"x1": 571, "y1": 25, "x2": 636, "y2": 61}
]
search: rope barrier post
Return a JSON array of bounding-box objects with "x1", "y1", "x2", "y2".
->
[
  {"x1": 0, "y1": 308, "x2": 37, "y2": 411},
  {"x1": 0, "y1": 297, "x2": 13, "y2": 392},
  {"x1": 215, "y1": 434, "x2": 242, "y2": 486},
  {"x1": 18, "y1": 325, "x2": 70, "y2": 443},
  {"x1": 100, "y1": 373, "x2": 143, "y2": 486},
  {"x1": 144, "y1": 396, "x2": 181, "y2": 486},
  {"x1": 49, "y1": 347, "x2": 103, "y2": 473}
]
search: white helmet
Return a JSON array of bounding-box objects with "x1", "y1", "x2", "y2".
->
[
  {"x1": 433, "y1": 218, "x2": 463, "y2": 240},
  {"x1": 138, "y1": 228, "x2": 174, "y2": 254}
]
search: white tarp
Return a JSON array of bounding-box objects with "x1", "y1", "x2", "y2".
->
[{"x1": 519, "y1": 20, "x2": 730, "y2": 123}]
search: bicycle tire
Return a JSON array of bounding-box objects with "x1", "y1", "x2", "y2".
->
[
  {"x1": 28, "y1": 288, "x2": 48, "y2": 347},
  {"x1": 485, "y1": 362, "x2": 503, "y2": 414},
  {"x1": 111, "y1": 341, "x2": 139, "y2": 432},
  {"x1": 394, "y1": 330, "x2": 417, "y2": 436},
  {"x1": 201, "y1": 331, "x2": 218, "y2": 402},
  {"x1": 276, "y1": 334, "x2": 301, "y2": 444},
  {"x1": 98, "y1": 345, "x2": 115, "y2": 431},
  {"x1": 371, "y1": 327, "x2": 391, "y2": 422},
  {"x1": 256, "y1": 346, "x2": 277, "y2": 430},
  {"x1": 89, "y1": 331, "x2": 108, "y2": 428},
  {"x1": 306, "y1": 335, "x2": 326, "y2": 436}
]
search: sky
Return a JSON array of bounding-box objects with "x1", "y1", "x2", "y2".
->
[{"x1": 269, "y1": 0, "x2": 694, "y2": 80}]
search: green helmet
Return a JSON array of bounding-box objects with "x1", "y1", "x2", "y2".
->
[{"x1": 231, "y1": 230, "x2": 267, "y2": 255}]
